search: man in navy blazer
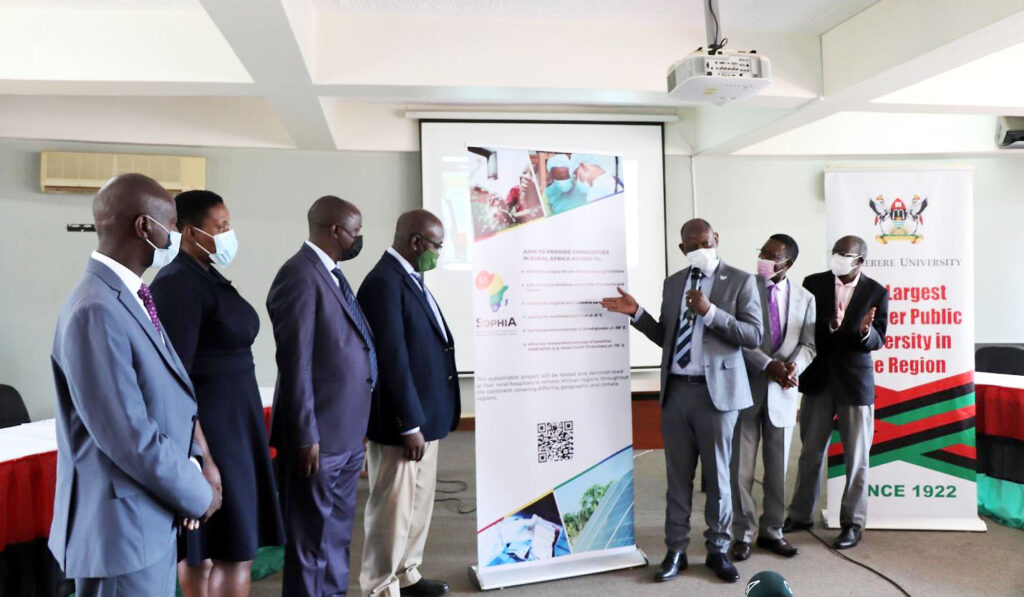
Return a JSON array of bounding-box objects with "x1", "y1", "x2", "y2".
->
[
  {"x1": 267, "y1": 195, "x2": 377, "y2": 597},
  {"x1": 50, "y1": 174, "x2": 220, "y2": 597},
  {"x1": 357, "y1": 209, "x2": 460, "y2": 597}
]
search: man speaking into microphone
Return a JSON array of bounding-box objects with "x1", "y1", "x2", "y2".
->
[{"x1": 602, "y1": 218, "x2": 762, "y2": 584}]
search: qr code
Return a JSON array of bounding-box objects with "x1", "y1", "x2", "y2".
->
[{"x1": 537, "y1": 420, "x2": 574, "y2": 463}]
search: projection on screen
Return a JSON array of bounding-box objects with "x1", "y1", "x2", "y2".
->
[{"x1": 420, "y1": 121, "x2": 666, "y2": 372}]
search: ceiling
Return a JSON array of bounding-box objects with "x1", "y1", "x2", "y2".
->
[
  {"x1": 314, "y1": 0, "x2": 877, "y2": 33},
  {"x1": 0, "y1": 0, "x2": 1022, "y2": 155}
]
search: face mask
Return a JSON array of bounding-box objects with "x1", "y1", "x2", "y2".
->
[
  {"x1": 144, "y1": 215, "x2": 181, "y2": 269},
  {"x1": 757, "y1": 258, "x2": 784, "y2": 280},
  {"x1": 195, "y1": 227, "x2": 238, "y2": 267},
  {"x1": 417, "y1": 249, "x2": 439, "y2": 273},
  {"x1": 340, "y1": 235, "x2": 363, "y2": 261},
  {"x1": 831, "y1": 253, "x2": 859, "y2": 277},
  {"x1": 685, "y1": 247, "x2": 718, "y2": 273},
  {"x1": 551, "y1": 178, "x2": 573, "y2": 193}
]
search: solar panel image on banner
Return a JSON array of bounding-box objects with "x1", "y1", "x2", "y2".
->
[{"x1": 571, "y1": 471, "x2": 635, "y2": 552}]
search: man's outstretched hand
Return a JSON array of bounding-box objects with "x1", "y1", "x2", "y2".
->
[{"x1": 601, "y1": 287, "x2": 638, "y2": 316}]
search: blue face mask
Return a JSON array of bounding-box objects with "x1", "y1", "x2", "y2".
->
[
  {"x1": 144, "y1": 215, "x2": 181, "y2": 269},
  {"x1": 551, "y1": 178, "x2": 573, "y2": 193},
  {"x1": 195, "y1": 227, "x2": 238, "y2": 267}
]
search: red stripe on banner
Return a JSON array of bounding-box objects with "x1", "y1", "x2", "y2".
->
[
  {"x1": 827, "y1": 406, "x2": 975, "y2": 457},
  {"x1": 874, "y1": 371, "x2": 975, "y2": 409},
  {"x1": 976, "y1": 385, "x2": 1024, "y2": 442},
  {"x1": 941, "y1": 443, "x2": 977, "y2": 460}
]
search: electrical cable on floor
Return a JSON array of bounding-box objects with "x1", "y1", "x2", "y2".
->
[
  {"x1": 435, "y1": 479, "x2": 475, "y2": 515},
  {"x1": 752, "y1": 478, "x2": 912, "y2": 596}
]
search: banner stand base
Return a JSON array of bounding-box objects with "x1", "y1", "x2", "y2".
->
[
  {"x1": 469, "y1": 547, "x2": 648, "y2": 591},
  {"x1": 822, "y1": 510, "x2": 987, "y2": 531}
]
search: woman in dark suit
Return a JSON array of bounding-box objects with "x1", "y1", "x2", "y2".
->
[{"x1": 151, "y1": 191, "x2": 284, "y2": 597}]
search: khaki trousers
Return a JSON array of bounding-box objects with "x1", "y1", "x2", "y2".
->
[{"x1": 359, "y1": 440, "x2": 439, "y2": 597}]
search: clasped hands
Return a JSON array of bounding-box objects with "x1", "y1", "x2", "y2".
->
[
  {"x1": 766, "y1": 360, "x2": 799, "y2": 389},
  {"x1": 181, "y1": 459, "x2": 223, "y2": 531}
]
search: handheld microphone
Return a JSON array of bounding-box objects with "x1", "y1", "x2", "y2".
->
[{"x1": 685, "y1": 267, "x2": 702, "y2": 322}]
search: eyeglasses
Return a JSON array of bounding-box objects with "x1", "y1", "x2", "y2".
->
[{"x1": 414, "y1": 233, "x2": 443, "y2": 251}]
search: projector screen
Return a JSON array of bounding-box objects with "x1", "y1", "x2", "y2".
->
[{"x1": 420, "y1": 120, "x2": 666, "y2": 372}]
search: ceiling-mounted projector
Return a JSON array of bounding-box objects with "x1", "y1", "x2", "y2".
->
[{"x1": 667, "y1": 49, "x2": 771, "y2": 105}]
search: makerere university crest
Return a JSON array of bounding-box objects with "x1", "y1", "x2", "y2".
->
[{"x1": 868, "y1": 194, "x2": 929, "y2": 243}]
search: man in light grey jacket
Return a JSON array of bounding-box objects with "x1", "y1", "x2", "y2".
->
[
  {"x1": 50, "y1": 174, "x2": 221, "y2": 597},
  {"x1": 602, "y1": 218, "x2": 762, "y2": 584},
  {"x1": 729, "y1": 234, "x2": 816, "y2": 562}
]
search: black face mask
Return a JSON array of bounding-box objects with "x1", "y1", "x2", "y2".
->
[{"x1": 340, "y1": 235, "x2": 363, "y2": 261}]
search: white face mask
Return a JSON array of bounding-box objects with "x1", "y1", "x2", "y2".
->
[
  {"x1": 144, "y1": 215, "x2": 181, "y2": 269},
  {"x1": 195, "y1": 227, "x2": 238, "y2": 267},
  {"x1": 830, "y1": 253, "x2": 859, "y2": 277},
  {"x1": 686, "y1": 247, "x2": 719, "y2": 273}
]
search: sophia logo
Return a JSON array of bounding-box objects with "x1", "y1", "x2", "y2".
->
[
  {"x1": 868, "y1": 194, "x2": 929, "y2": 244},
  {"x1": 474, "y1": 270, "x2": 509, "y2": 313}
]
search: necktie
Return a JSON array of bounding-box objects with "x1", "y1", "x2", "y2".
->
[
  {"x1": 769, "y1": 283, "x2": 782, "y2": 352},
  {"x1": 674, "y1": 276, "x2": 698, "y2": 369},
  {"x1": 137, "y1": 283, "x2": 162, "y2": 336},
  {"x1": 331, "y1": 268, "x2": 378, "y2": 387},
  {"x1": 411, "y1": 272, "x2": 431, "y2": 306}
]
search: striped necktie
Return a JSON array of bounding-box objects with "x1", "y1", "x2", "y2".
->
[{"x1": 332, "y1": 268, "x2": 378, "y2": 387}]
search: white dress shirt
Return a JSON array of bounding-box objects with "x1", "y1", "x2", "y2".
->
[
  {"x1": 91, "y1": 251, "x2": 146, "y2": 314},
  {"x1": 305, "y1": 240, "x2": 340, "y2": 285},
  {"x1": 634, "y1": 262, "x2": 721, "y2": 376},
  {"x1": 386, "y1": 247, "x2": 448, "y2": 343}
]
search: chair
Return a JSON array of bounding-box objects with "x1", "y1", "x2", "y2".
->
[
  {"x1": 975, "y1": 345, "x2": 1024, "y2": 376},
  {"x1": 0, "y1": 384, "x2": 30, "y2": 429}
]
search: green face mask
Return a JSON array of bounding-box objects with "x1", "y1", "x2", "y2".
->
[{"x1": 417, "y1": 249, "x2": 439, "y2": 272}]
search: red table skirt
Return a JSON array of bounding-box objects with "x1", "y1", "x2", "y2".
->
[{"x1": 0, "y1": 407, "x2": 272, "y2": 552}]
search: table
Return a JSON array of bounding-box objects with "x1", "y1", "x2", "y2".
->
[
  {"x1": 0, "y1": 392, "x2": 276, "y2": 596},
  {"x1": 975, "y1": 372, "x2": 1024, "y2": 529}
]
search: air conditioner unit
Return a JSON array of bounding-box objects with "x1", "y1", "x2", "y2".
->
[
  {"x1": 996, "y1": 116, "x2": 1024, "y2": 148},
  {"x1": 40, "y1": 151, "x2": 206, "y2": 194}
]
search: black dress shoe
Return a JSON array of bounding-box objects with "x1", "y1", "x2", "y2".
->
[
  {"x1": 833, "y1": 526, "x2": 862, "y2": 550},
  {"x1": 729, "y1": 540, "x2": 751, "y2": 561},
  {"x1": 755, "y1": 536, "x2": 799, "y2": 557},
  {"x1": 400, "y1": 579, "x2": 450, "y2": 597},
  {"x1": 782, "y1": 517, "x2": 813, "y2": 533},
  {"x1": 653, "y1": 550, "x2": 687, "y2": 582},
  {"x1": 705, "y1": 553, "x2": 740, "y2": 583}
]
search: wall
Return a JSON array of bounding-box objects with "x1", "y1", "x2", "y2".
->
[{"x1": 0, "y1": 138, "x2": 420, "y2": 421}]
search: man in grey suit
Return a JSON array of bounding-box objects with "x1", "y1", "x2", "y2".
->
[
  {"x1": 602, "y1": 218, "x2": 762, "y2": 584},
  {"x1": 50, "y1": 174, "x2": 221, "y2": 597},
  {"x1": 267, "y1": 195, "x2": 377, "y2": 596},
  {"x1": 729, "y1": 234, "x2": 816, "y2": 562}
]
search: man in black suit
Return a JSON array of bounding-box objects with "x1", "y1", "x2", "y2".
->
[
  {"x1": 357, "y1": 209, "x2": 460, "y2": 597},
  {"x1": 784, "y1": 235, "x2": 888, "y2": 550}
]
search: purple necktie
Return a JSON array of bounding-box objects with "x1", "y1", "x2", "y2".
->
[
  {"x1": 137, "y1": 283, "x2": 163, "y2": 336},
  {"x1": 768, "y1": 283, "x2": 782, "y2": 352}
]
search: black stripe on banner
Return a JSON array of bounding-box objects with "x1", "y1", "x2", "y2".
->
[
  {"x1": 978, "y1": 435, "x2": 1024, "y2": 485},
  {"x1": 922, "y1": 448, "x2": 976, "y2": 472},
  {"x1": 875, "y1": 382, "x2": 975, "y2": 419},
  {"x1": 828, "y1": 417, "x2": 976, "y2": 469}
]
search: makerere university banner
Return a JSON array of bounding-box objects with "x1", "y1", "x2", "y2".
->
[
  {"x1": 465, "y1": 147, "x2": 647, "y2": 589},
  {"x1": 824, "y1": 165, "x2": 985, "y2": 531}
]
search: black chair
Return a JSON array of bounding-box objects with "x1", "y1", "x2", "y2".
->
[
  {"x1": 0, "y1": 384, "x2": 30, "y2": 429},
  {"x1": 976, "y1": 346, "x2": 1024, "y2": 376}
]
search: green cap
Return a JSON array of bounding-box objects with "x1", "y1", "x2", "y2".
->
[{"x1": 746, "y1": 571, "x2": 793, "y2": 597}]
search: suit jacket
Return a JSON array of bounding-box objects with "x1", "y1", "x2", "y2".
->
[
  {"x1": 634, "y1": 260, "x2": 763, "y2": 411},
  {"x1": 50, "y1": 259, "x2": 211, "y2": 578},
  {"x1": 742, "y1": 277, "x2": 817, "y2": 428},
  {"x1": 357, "y1": 252, "x2": 460, "y2": 445},
  {"x1": 266, "y1": 243, "x2": 374, "y2": 454},
  {"x1": 798, "y1": 271, "x2": 889, "y2": 405}
]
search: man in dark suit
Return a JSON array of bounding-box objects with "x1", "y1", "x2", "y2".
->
[
  {"x1": 267, "y1": 195, "x2": 377, "y2": 596},
  {"x1": 602, "y1": 218, "x2": 762, "y2": 584},
  {"x1": 357, "y1": 209, "x2": 459, "y2": 597},
  {"x1": 50, "y1": 174, "x2": 221, "y2": 597},
  {"x1": 784, "y1": 235, "x2": 888, "y2": 550}
]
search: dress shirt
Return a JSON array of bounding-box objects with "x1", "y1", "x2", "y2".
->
[
  {"x1": 91, "y1": 251, "x2": 146, "y2": 314},
  {"x1": 305, "y1": 240, "x2": 339, "y2": 286},
  {"x1": 761, "y1": 276, "x2": 790, "y2": 370},
  {"x1": 385, "y1": 247, "x2": 448, "y2": 343},
  {"x1": 832, "y1": 273, "x2": 871, "y2": 342},
  {"x1": 633, "y1": 262, "x2": 721, "y2": 376}
]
